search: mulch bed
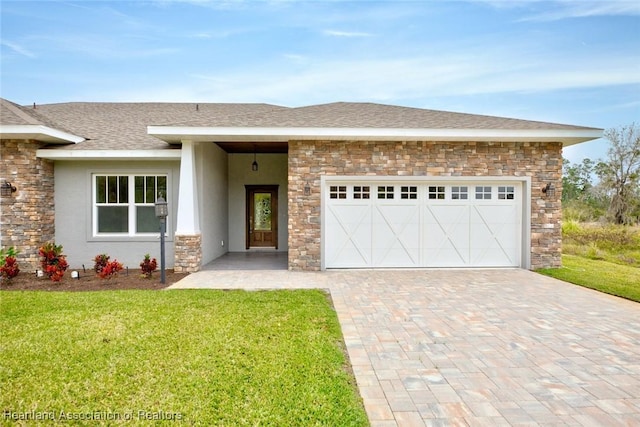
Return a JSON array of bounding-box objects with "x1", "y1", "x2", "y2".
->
[{"x1": 0, "y1": 268, "x2": 187, "y2": 291}]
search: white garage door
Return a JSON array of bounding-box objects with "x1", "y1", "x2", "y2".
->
[{"x1": 324, "y1": 181, "x2": 522, "y2": 268}]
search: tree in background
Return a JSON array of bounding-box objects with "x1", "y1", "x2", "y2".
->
[
  {"x1": 562, "y1": 158, "x2": 608, "y2": 222},
  {"x1": 562, "y1": 157, "x2": 594, "y2": 202},
  {"x1": 595, "y1": 123, "x2": 640, "y2": 225}
]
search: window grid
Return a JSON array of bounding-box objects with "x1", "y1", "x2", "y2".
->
[
  {"x1": 377, "y1": 186, "x2": 394, "y2": 199},
  {"x1": 353, "y1": 186, "x2": 370, "y2": 199},
  {"x1": 428, "y1": 186, "x2": 445, "y2": 200},
  {"x1": 329, "y1": 186, "x2": 347, "y2": 199},
  {"x1": 94, "y1": 174, "x2": 167, "y2": 235},
  {"x1": 451, "y1": 186, "x2": 468, "y2": 200},
  {"x1": 475, "y1": 186, "x2": 492, "y2": 200},
  {"x1": 498, "y1": 186, "x2": 515, "y2": 200},
  {"x1": 401, "y1": 186, "x2": 418, "y2": 200}
]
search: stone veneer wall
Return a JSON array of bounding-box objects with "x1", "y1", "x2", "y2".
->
[
  {"x1": 288, "y1": 140, "x2": 563, "y2": 271},
  {"x1": 174, "y1": 234, "x2": 202, "y2": 273},
  {"x1": 0, "y1": 140, "x2": 55, "y2": 270}
]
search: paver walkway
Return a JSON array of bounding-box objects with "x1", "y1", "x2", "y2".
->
[{"x1": 169, "y1": 269, "x2": 640, "y2": 426}]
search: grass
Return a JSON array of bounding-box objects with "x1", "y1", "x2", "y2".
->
[
  {"x1": 1, "y1": 290, "x2": 369, "y2": 426},
  {"x1": 561, "y1": 221, "x2": 640, "y2": 266},
  {"x1": 538, "y1": 256, "x2": 640, "y2": 303},
  {"x1": 537, "y1": 222, "x2": 640, "y2": 302}
]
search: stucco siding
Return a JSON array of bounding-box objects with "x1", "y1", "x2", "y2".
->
[
  {"x1": 228, "y1": 153, "x2": 288, "y2": 252},
  {"x1": 198, "y1": 142, "x2": 229, "y2": 265},
  {"x1": 54, "y1": 160, "x2": 180, "y2": 269}
]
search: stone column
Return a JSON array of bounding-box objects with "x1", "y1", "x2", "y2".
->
[
  {"x1": 173, "y1": 140, "x2": 202, "y2": 272},
  {"x1": 0, "y1": 140, "x2": 55, "y2": 270}
]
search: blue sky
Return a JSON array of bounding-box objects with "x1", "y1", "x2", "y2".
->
[{"x1": 1, "y1": 0, "x2": 639, "y2": 164}]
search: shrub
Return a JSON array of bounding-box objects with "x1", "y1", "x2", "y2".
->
[
  {"x1": 98, "y1": 260, "x2": 123, "y2": 280},
  {"x1": 561, "y1": 220, "x2": 582, "y2": 235},
  {"x1": 38, "y1": 242, "x2": 68, "y2": 282},
  {"x1": 93, "y1": 254, "x2": 110, "y2": 275},
  {"x1": 140, "y1": 254, "x2": 157, "y2": 279},
  {"x1": 0, "y1": 247, "x2": 20, "y2": 280}
]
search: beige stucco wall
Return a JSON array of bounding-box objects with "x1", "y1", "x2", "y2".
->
[
  {"x1": 0, "y1": 140, "x2": 55, "y2": 270},
  {"x1": 288, "y1": 140, "x2": 563, "y2": 271}
]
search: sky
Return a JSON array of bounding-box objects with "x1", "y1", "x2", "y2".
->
[{"x1": 1, "y1": 0, "x2": 639, "y2": 165}]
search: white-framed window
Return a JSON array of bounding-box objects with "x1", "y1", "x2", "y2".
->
[
  {"x1": 329, "y1": 185, "x2": 347, "y2": 199},
  {"x1": 451, "y1": 186, "x2": 468, "y2": 200},
  {"x1": 475, "y1": 186, "x2": 492, "y2": 200},
  {"x1": 94, "y1": 174, "x2": 168, "y2": 236},
  {"x1": 353, "y1": 186, "x2": 371, "y2": 199},
  {"x1": 428, "y1": 186, "x2": 446, "y2": 200},
  {"x1": 378, "y1": 186, "x2": 395, "y2": 199},
  {"x1": 400, "y1": 186, "x2": 418, "y2": 200},
  {"x1": 498, "y1": 186, "x2": 515, "y2": 200}
]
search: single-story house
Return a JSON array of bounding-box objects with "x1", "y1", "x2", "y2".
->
[{"x1": 0, "y1": 98, "x2": 602, "y2": 272}]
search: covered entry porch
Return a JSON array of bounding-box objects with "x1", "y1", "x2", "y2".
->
[
  {"x1": 202, "y1": 252, "x2": 288, "y2": 270},
  {"x1": 170, "y1": 139, "x2": 289, "y2": 272}
]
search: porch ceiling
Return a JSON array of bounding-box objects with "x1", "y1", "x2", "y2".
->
[{"x1": 216, "y1": 141, "x2": 288, "y2": 153}]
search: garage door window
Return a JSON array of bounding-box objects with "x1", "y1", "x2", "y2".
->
[
  {"x1": 401, "y1": 186, "x2": 417, "y2": 199},
  {"x1": 329, "y1": 186, "x2": 347, "y2": 199},
  {"x1": 475, "y1": 186, "x2": 492, "y2": 200},
  {"x1": 451, "y1": 186, "x2": 468, "y2": 200},
  {"x1": 428, "y1": 186, "x2": 446, "y2": 200},
  {"x1": 353, "y1": 186, "x2": 370, "y2": 199},
  {"x1": 498, "y1": 186, "x2": 515, "y2": 200},
  {"x1": 378, "y1": 186, "x2": 394, "y2": 199}
]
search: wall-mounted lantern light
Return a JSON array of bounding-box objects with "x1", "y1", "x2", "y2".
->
[
  {"x1": 304, "y1": 181, "x2": 311, "y2": 196},
  {"x1": 154, "y1": 195, "x2": 168, "y2": 284},
  {"x1": 1, "y1": 181, "x2": 17, "y2": 197},
  {"x1": 542, "y1": 183, "x2": 555, "y2": 198}
]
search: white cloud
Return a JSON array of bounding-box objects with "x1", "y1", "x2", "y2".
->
[
  {"x1": 520, "y1": 1, "x2": 640, "y2": 22},
  {"x1": 115, "y1": 48, "x2": 639, "y2": 106},
  {"x1": 323, "y1": 30, "x2": 373, "y2": 38},
  {"x1": 0, "y1": 40, "x2": 36, "y2": 58},
  {"x1": 478, "y1": 0, "x2": 640, "y2": 21}
]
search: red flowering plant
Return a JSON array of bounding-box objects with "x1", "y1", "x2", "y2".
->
[
  {"x1": 93, "y1": 254, "x2": 110, "y2": 275},
  {"x1": 0, "y1": 247, "x2": 20, "y2": 281},
  {"x1": 139, "y1": 254, "x2": 157, "y2": 279},
  {"x1": 38, "y1": 242, "x2": 68, "y2": 282},
  {"x1": 99, "y1": 260, "x2": 123, "y2": 280}
]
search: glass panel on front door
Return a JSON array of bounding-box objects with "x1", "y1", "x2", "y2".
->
[{"x1": 254, "y1": 193, "x2": 272, "y2": 231}]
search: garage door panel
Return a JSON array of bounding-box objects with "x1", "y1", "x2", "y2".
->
[
  {"x1": 372, "y1": 204, "x2": 420, "y2": 266},
  {"x1": 326, "y1": 204, "x2": 372, "y2": 267},
  {"x1": 470, "y1": 205, "x2": 519, "y2": 267},
  {"x1": 424, "y1": 205, "x2": 470, "y2": 266}
]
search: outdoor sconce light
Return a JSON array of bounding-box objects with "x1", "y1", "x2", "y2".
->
[
  {"x1": 252, "y1": 146, "x2": 259, "y2": 172},
  {"x1": 542, "y1": 183, "x2": 555, "y2": 198},
  {"x1": 154, "y1": 195, "x2": 168, "y2": 284},
  {"x1": 304, "y1": 181, "x2": 311, "y2": 196},
  {"x1": 1, "y1": 181, "x2": 17, "y2": 197}
]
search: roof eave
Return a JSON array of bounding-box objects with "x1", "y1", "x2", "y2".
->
[
  {"x1": 1, "y1": 125, "x2": 85, "y2": 144},
  {"x1": 36, "y1": 149, "x2": 182, "y2": 160},
  {"x1": 147, "y1": 126, "x2": 603, "y2": 146}
]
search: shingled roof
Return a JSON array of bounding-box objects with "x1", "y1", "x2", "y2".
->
[
  {"x1": 166, "y1": 102, "x2": 596, "y2": 131},
  {"x1": 1, "y1": 99, "x2": 601, "y2": 150}
]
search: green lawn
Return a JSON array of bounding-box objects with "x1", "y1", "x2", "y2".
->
[
  {"x1": 537, "y1": 254, "x2": 640, "y2": 303},
  {"x1": 1, "y1": 290, "x2": 369, "y2": 426}
]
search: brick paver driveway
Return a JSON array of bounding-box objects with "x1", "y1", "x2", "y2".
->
[{"x1": 170, "y1": 268, "x2": 640, "y2": 426}]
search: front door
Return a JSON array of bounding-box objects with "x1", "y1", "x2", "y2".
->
[{"x1": 246, "y1": 185, "x2": 278, "y2": 249}]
